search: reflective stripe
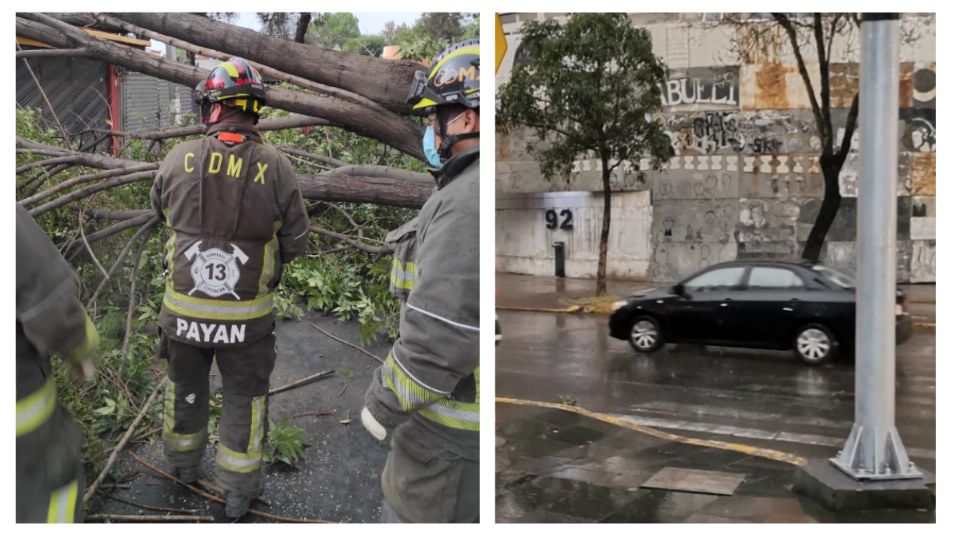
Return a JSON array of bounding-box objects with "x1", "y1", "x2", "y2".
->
[
  {"x1": 248, "y1": 395, "x2": 265, "y2": 454},
  {"x1": 216, "y1": 443, "x2": 263, "y2": 474},
  {"x1": 164, "y1": 230, "x2": 177, "y2": 290},
  {"x1": 390, "y1": 257, "x2": 417, "y2": 291},
  {"x1": 163, "y1": 382, "x2": 206, "y2": 451},
  {"x1": 46, "y1": 479, "x2": 78, "y2": 523},
  {"x1": 163, "y1": 289, "x2": 274, "y2": 321},
  {"x1": 428, "y1": 45, "x2": 481, "y2": 79},
  {"x1": 419, "y1": 366, "x2": 480, "y2": 431},
  {"x1": 258, "y1": 223, "x2": 281, "y2": 296},
  {"x1": 382, "y1": 349, "x2": 448, "y2": 410},
  {"x1": 16, "y1": 377, "x2": 57, "y2": 437},
  {"x1": 420, "y1": 401, "x2": 480, "y2": 431},
  {"x1": 405, "y1": 303, "x2": 480, "y2": 332}
]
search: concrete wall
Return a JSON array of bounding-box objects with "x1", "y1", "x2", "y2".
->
[
  {"x1": 495, "y1": 13, "x2": 936, "y2": 283},
  {"x1": 496, "y1": 191, "x2": 653, "y2": 280}
]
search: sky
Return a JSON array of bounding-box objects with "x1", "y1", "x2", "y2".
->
[
  {"x1": 234, "y1": 12, "x2": 422, "y2": 35},
  {"x1": 149, "y1": 12, "x2": 423, "y2": 54}
]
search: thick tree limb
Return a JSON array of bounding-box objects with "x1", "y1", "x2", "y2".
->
[
  {"x1": 16, "y1": 47, "x2": 88, "y2": 58},
  {"x1": 89, "y1": 114, "x2": 328, "y2": 141},
  {"x1": 94, "y1": 13, "x2": 392, "y2": 116},
  {"x1": 299, "y1": 165, "x2": 434, "y2": 208},
  {"x1": 109, "y1": 12, "x2": 421, "y2": 114},
  {"x1": 17, "y1": 137, "x2": 143, "y2": 168},
  {"x1": 17, "y1": 15, "x2": 425, "y2": 161}
]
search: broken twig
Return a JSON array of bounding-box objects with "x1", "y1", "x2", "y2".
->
[
  {"x1": 309, "y1": 323, "x2": 382, "y2": 363},
  {"x1": 268, "y1": 369, "x2": 336, "y2": 396},
  {"x1": 84, "y1": 377, "x2": 168, "y2": 505},
  {"x1": 130, "y1": 454, "x2": 332, "y2": 523},
  {"x1": 87, "y1": 513, "x2": 214, "y2": 522}
]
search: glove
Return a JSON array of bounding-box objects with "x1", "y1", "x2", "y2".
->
[{"x1": 63, "y1": 314, "x2": 99, "y2": 382}]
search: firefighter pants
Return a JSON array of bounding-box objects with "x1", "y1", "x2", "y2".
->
[
  {"x1": 381, "y1": 420, "x2": 479, "y2": 523},
  {"x1": 161, "y1": 330, "x2": 276, "y2": 498},
  {"x1": 16, "y1": 398, "x2": 86, "y2": 523}
]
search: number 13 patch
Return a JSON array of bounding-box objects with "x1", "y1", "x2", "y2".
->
[{"x1": 185, "y1": 241, "x2": 249, "y2": 299}]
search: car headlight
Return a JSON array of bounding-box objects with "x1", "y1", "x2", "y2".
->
[{"x1": 611, "y1": 300, "x2": 628, "y2": 310}]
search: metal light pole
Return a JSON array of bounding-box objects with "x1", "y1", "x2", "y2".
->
[{"x1": 830, "y1": 13, "x2": 921, "y2": 481}]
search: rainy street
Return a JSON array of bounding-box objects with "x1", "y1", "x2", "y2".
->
[{"x1": 495, "y1": 310, "x2": 936, "y2": 522}]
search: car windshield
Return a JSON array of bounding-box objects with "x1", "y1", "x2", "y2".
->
[{"x1": 813, "y1": 265, "x2": 855, "y2": 289}]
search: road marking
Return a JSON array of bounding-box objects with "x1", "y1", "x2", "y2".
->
[{"x1": 496, "y1": 396, "x2": 808, "y2": 467}]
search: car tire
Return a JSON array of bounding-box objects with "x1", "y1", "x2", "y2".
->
[
  {"x1": 793, "y1": 323, "x2": 837, "y2": 365},
  {"x1": 628, "y1": 315, "x2": 663, "y2": 354}
]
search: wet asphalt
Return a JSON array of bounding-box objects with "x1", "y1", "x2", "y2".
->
[
  {"x1": 495, "y1": 310, "x2": 936, "y2": 523},
  {"x1": 88, "y1": 311, "x2": 390, "y2": 523}
]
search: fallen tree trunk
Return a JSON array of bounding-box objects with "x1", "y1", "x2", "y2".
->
[
  {"x1": 16, "y1": 15, "x2": 425, "y2": 161},
  {"x1": 86, "y1": 114, "x2": 328, "y2": 141},
  {"x1": 17, "y1": 139, "x2": 434, "y2": 210},
  {"x1": 94, "y1": 13, "x2": 391, "y2": 116},
  {"x1": 108, "y1": 12, "x2": 422, "y2": 115}
]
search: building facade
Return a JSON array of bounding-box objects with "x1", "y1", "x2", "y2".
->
[{"x1": 496, "y1": 13, "x2": 936, "y2": 283}]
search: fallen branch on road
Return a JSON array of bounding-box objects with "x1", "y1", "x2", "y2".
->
[
  {"x1": 268, "y1": 370, "x2": 336, "y2": 396},
  {"x1": 84, "y1": 377, "x2": 168, "y2": 506},
  {"x1": 130, "y1": 453, "x2": 333, "y2": 523},
  {"x1": 87, "y1": 513, "x2": 214, "y2": 523},
  {"x1": 309, "y1": 323, "x2": 382, "y2": 364}
]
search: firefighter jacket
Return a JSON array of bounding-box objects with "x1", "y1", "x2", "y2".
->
[
  {"x1": 366, "y1": 146, "x2": 480, "y2": 453},
  {"x1": 16, "y1": 204, "x2": 98, "y2": 435},
  {"x1": 151, "y1": 121, "x2": 309, "y2": 348}
]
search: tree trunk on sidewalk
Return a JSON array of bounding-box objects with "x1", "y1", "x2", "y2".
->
[
  {"x1": 108, "y1": 12, "x2": 421, "y2": 114},
  {"x1": 801, "y1": 154, "x2": 844, "y2": 262},
  {"x1": 16, "y1": 15, "x2": 425, "y2": 161},
  {"x1": 597, "y1": 156, "x2": 611, "y2": 296}
]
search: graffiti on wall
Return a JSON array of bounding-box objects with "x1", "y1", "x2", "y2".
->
[
  {"x1": 901, "y1": 108, "x2": 936, "y2": 152},
  {"x1": 663, "y1": 111, "x2": 742, "y2": 155},
  {"x1": 913, "y1": 63, "x2": 936, "y2": 109},
  {"x1": 660, "y1": 66, "x2": 740, "y2": 110}
]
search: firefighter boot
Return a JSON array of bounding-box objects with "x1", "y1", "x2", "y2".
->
[{"x1": 225, "y1": 491, "x2": 252, "y2": 519}]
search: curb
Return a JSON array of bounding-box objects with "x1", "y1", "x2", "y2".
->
[
  {"x1": 913, "y1": 322, "x2": 936, "y2": 330},
  {"x1": 496, "y1": 305, "x2": 614, "y2": 315}
]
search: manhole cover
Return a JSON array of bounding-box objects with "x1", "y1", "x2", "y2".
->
[{"x1": 641, "y1": 467, "x2": 745, "y2": 496}]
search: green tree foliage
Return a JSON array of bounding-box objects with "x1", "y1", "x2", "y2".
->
[
  {"x1": 497, "y1": 13, "x2": 673, "y2": 294},
  {"x1": 308, "y1": 12, "x2": 361, "y2": 49},
  {"x1": 388, "y1": 12, "x2": 479, "y2": 61}
]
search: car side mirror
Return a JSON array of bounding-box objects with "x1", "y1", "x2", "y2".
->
[{"x1": 672, "y1": 283, "x2": 687, "y2": 297}]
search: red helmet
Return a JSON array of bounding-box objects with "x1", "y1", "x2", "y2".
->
[{"x1": 194, "y1": 57, "x2": 267, "y2": 115}]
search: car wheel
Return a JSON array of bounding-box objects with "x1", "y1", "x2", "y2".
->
[
  {"x1": 628, "y1": 315, "x2": 663, "y2": 353},
  {"x1": 793, "y1": 323, "x2": 837, "y2": 365}
]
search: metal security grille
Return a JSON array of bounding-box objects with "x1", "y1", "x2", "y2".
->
[
  {"x1": 15, "y1": 53, "x2": 110, "y2": 151},
  {"x1": 122, "y1": 70, "x2": 195, "y2": 133}
]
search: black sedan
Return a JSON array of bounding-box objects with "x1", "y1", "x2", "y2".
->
[{"x1": 609, "y1": 261, "x2": 913, "y2": 365}]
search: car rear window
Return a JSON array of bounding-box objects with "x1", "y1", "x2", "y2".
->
[
  {"x1": 813, "y1": 265, "x2": 855, "y2": 289},
  {"x1": 685, "y1": 267, "x2": 744, "y2": 290},
  {"x1": 747, "y1": 267, "x2": 804, "y2": 289}
]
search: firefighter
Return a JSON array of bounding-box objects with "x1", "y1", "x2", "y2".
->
[
  {"x1": 150, "y1": 57, "x2": 309, "y2": 518},
  {"x1": 362, "y1": 39, "x2": 480, "y2": 523},
  {"x1": 16, "y1": 203, "x2": 99, "y2": 522}
]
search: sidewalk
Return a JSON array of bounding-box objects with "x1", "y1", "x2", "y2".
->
[
  {"x1": 495, "y1": 273, "x2": 661, "y2": 312},
  {"x1": 496, "y1": 402, "x2": 935, "y2": 523},
  {"x1": 496, "y1": 272, "x2": 935, "y2": 324}
]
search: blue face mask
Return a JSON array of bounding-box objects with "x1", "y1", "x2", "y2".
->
[{"x1": 422, "y1": 126, "x2": 442, "y2": 168}]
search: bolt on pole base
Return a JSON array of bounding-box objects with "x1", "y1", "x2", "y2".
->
[{"x1": 830, "y1": 424, "x2": 923, "y2": 480}]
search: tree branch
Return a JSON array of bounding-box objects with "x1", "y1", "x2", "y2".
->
[
  {"x1": 773, "y1": 13, "x2": 825, "y2": 138},
  {"x1": 309, "y1": 226, "x2": 393, "y2": 255},
  {"x1": 16, "y1": 47, "x2": 88, "y2": 58},
  {"x1": 814, "y1": 14, "x2": 834, "y2": 151}
]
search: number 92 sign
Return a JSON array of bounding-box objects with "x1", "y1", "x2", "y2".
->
[{"x1": 545, "y1": 209, "x2": 573, "y2": 230}]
